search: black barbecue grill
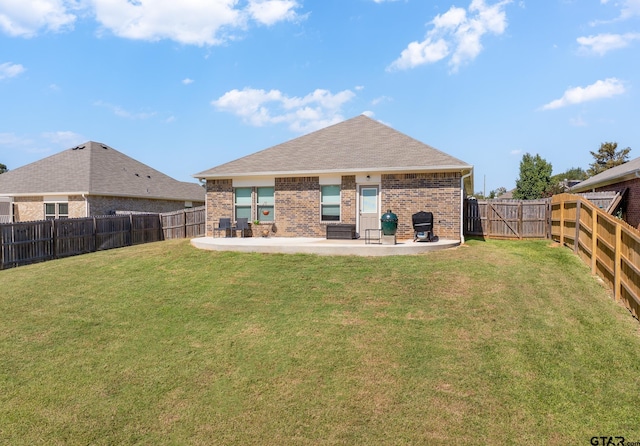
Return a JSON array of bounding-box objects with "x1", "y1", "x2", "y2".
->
[{"x1": 412, "y1": 211, "x2": 433, "y2": 242}]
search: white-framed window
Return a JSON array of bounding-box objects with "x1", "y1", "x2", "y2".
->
[
  {"x1": 44, "y1": 202, "x2": 69, "y2": 220},
  {"x1": 234, "y1": 187, "x2": 252, "y2": 221},
  {"x1": 321, "y1": 185, "x2": 340, "y2": 222},
  {"x1": 233, "y1": 186, "x2": 276, "y2": 222},
  {"x1": 257, "y1": 187, "x2": 274, "y2": 222}
]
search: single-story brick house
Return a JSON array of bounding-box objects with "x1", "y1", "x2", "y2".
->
[
  {"x1": 0, "y1": 141, "x2": 205, "y2": 222},
  {"x1": 571, "y1": 156, "x2": 640, "y2": 228},
  {"x1": 194, "y1": 115, "x2": 473, "y2": 241}
]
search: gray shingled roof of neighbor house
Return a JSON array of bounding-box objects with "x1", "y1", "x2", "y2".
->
[
  {"x1": 0, "y1": 141, "x2": 205, "y2": 201},
  {"x1": 572, "y1": 156, "x2": 640, "y2": 192},
  {"x1": 194, "y1": 115, "x2": 472, "y2": 178}
]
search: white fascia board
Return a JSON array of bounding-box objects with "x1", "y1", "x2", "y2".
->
[
  {"x1": 7, "y1": 191, "x2": 89, "y2": 198},
  {"x1": 197, "y1": 165, "x2": 474, "y2": 179}
]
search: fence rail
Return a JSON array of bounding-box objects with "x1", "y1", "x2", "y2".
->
[
  {"x1": 0, "y1": 207, "x2": 205, "y2": 270},
  {"x1": 551, "y1": 193, "x2": 640, "y2": 319},
  {"x1": 464, "y1": 199, "x2": 551, "y2": 239}
]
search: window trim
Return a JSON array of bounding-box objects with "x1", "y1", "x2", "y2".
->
[
  {"x1": 44, "y1": 201, "x2": 69, "y2": 220},
  {"x1": 320, "y1": 184, "x2": 341, "y2": 222},
  {"x1": 256, "y1": 186, "x2": 275, "y2": 222},
  {"x1": 234, "y1": 187, "x2": 252, "y2": 221}
]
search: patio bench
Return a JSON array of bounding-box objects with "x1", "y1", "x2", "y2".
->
[{"x1": 326, "y1": 224, "x2": 357, "y2": 240}]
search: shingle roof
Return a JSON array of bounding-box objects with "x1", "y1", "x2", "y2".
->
[
  {"x1": 571, "y1": 157, "x2": 640, "y2": 192},
  {"x1": 0, "y1": 141, "x2": 205, "y2": 201},
  {"x1": 194, "y1": 115, "x2": 472, "y2": 178}
]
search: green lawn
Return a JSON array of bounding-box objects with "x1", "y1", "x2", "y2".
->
[{"x1": 1, "y1": 239, "x2": 639, "y2": 445}]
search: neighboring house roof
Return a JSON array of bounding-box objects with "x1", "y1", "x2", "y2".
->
[
  {"x1": 0, "y1": 141, "x2": 205, "y2": 202},
  {"x1": 496, "y1": 189, "x2": 515, "y2": 200},
  {"x1": 572, "y1": 157, "x2": 640, "y2": 192},
  {"x1": 194, "y1": 115, "x2": 472, "y2": 179}
]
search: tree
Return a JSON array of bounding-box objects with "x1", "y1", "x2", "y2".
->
[
  {"x1": 0, "y1": 163, "x2": 7, "y2": 174},
  {"x1": 544, "y1": 167, "x2": 589, "y2": 196},
  {"x1": 513, "y1": 153, "x2": 552, "y2": 200},
  {"x1": 587, "y1": 142, "x2": 631, "y2": 177},
  {"x1": 550, "y1": 167, "x2": 587, "y2": 184},
  {"x1": 492, "y1": 186, "x2": 507, "y2": 198}
]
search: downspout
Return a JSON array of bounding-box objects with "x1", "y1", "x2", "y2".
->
[
  {"x1": 460, "y1": 170, "x2": 473, "y2": 244},
  {"x1": 82, "y1": 194, "x2": 89, "y2": 217}
]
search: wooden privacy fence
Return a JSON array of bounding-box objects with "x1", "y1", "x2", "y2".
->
[
  {"x1": 551, "y1": 193, "x2": 640, "y2": 319},
  {"x1": 160, "y1": 206, "x2": 206, "y2": 239},
  {"x1": 0, "y1": 207, "x2": 205, "y2": 270},
  {"x1": 464, "y1": 199, "x2": 551, "y2": 239}
]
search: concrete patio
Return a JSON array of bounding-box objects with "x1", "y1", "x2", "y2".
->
[{"x1": 191, "y1": 236, "x2": 460, "y2": 256}]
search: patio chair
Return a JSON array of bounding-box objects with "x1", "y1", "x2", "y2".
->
[
  {"x1": 235, "y1": 218, "x2": 249, "y2": 237},
  {"x1": 213, "y1": 218, "x2": 232, "y2": 238}
]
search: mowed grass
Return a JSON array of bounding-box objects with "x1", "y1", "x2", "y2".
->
[{"x1": 1, "y1": 239, "x2": 640, "y2": 445}]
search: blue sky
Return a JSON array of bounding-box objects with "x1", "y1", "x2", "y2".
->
[{"x1": 1, "y1": 0, "x2": 639, "y2": 194}]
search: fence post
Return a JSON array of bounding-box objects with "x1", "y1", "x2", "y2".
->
[
  {"x1": 548, "y1": 199, "x2": 553, "y2": 240},
  {"x1": 574, "y1": 200, "x2": 581, "y2": 254},
  {"x1": 129, "y1": 214, "x2": 133, "y2": 246},
  {"x1": 93, "y1": 216, "x2": 97, "y2": 252},
  {"x1": 184, "y1": 209, "x2": 188, "y2": 238},
  {"x1": 53, "y1": 219, "x2": 57, "y2": 259},
  {"x1": 518, "y1": 201, "x2": 523, "y2": 240},
  {"x1": 614, "y1": 224, "x2": 622, "y2": 301},
  {"x1": 591, "y1": 210, "x2": 598, "y2": 275},
  {"x1": 0, "y1": 224, "x2": 3, "y2": 270},
  {"x1": 559, "y1": 196, "x2": 565, "y2": 246}
]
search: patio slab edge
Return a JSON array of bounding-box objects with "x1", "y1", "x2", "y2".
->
[{"x1": 190, "y1": 237, "x2": 460, "y2": 256}]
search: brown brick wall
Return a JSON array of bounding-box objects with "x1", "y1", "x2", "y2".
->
[
  {"x1": 13, "y1": 196, "x2": 45, "y2": 222},
  {"x1": 68, "y1": 195, "x2": 87, "y2": 218},
  {"x1": 206, "y1": 179, "x2": 233, "y2": 236},
  {"x1": 206, "y1": 173, "x2": 462, "y2": 240},
  {"x1": 88, "y1": 196, "x2": 203, "y2": 217},
  {"x1": 13, "y1": 195, "x2": 87, "y2": 221},
  {"x1": 12, "y1": 195, "x2": 202, "y2": 223},
  {"x1": 275, "y1": 177, "x2": 322, "y2": 237},
  {"x1": 382, "y1": 172, "x2": 461, "y2": 240},
  {"x1": 595, "y1": 178, "x2": 640, "y2": 229}
]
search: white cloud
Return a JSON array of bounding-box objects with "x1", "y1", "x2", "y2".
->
[
  {"x1": 510, "y1": 149, "x2": 522, "y2": 155},
  {"x1": 371, "y1": 95, "x2": 392, "y2": 105},
  {"x1": 540, "y1": 78, "x2": 626, "y2": 110},
  {"x1": 182, "y1": 78, "x2": 194, "y2": 85},
  {"x1": 388, "y1": 0, "x2": 512, "y2": 73},
  {"x1": 0, "y1": 132, "x2": 33, "y2": 146},
  {"x1": 91, "y1": 0, "x2": 303, "y2": 46},
  {"x1": 212, "y1": 87, "x2": 356, "y2": 133},
  {"x1": 94, "y1": 100, "x2": 157, "y2": 120},
  {"x1": 0, "y1": 133, "x2": 55, "y2": 157},
  {"x1": 247, "y1": 0, "x2": 301, "y2": 26},
  {"x1": 0, "y1": 62, "x2": 25, "y2": 80},
  {"x1": 362, "y1": 110, "x2": 375, "y2": 117},
  {"x1": 0, "y1": 0, "x2": 303, "y2": 45},
  {"x1": 42, "y1": 130, "x2": 85, "y2": 147},
  {"x1": 618, "y1": 0, "x2": 640, "y2": 19},
  {"x1": 0, "y1": 0, "x2": 78, "y2": 37},
  {"x1": 577, "y1": 32, "x2": 640, "y2": 55},
  {"x1": 592, "y1": 0, "x2": 640, "y2": 24}
]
